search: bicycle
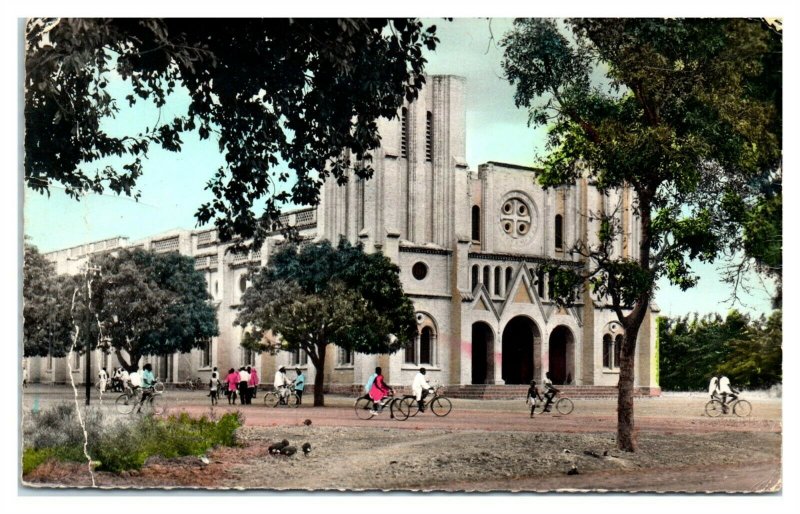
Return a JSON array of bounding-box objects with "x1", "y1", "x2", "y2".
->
[
  {"x1": 354, "y1": 392, "x2": 409, "y2": 420},
  {"x1": 528, "y1": 391, "x2": 574, "y2": 417},
  {"x1": 184, "y1": 377, "x2": 204, "y2": 391},
  {"x1": 263, "y1": 387, "x2": 301, "y2": 408},
  {"x1": 704, "y1": 395, "x2": 751, "y2": 417},
  {"x1": 114, "y1": 387, "x2": 165, "y2": 415},
  {"x1": 401, "y1": 383, "x2": 452, "y2": 417}
]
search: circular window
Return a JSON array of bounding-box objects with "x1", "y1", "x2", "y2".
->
[
  {"x1": 500, "y1": 198, "x2": 533, "y2": 239},
  {"x1": 416, "y1": 313, "x2": 425, "y2": 324},
  {"x1": 412, "y1": 262, "x2": 428, "y2": 280}
]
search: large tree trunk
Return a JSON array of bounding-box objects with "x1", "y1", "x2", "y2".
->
[
  {"x1": 616, "y1": 325, "x2": 640, "y2": 451},
  {"x1": 312, "y1": 343, "x2": 327, "y2": 407},
  {"x1": 115, "y1": 348, "x2": 140, "y2": 372}
]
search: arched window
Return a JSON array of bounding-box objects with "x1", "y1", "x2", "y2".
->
[
  {"x1": 505, "y1": 266, "x2": 513, "y2": 293},
  {"x1": 420, "y1": 327, "x2": 433, "y2": 364},
  {"x1": 548, "y1": 272, "x2": 555, "y2": 300},
  {"x1": 425, "y1": 111, "x2": 433, "y2": 162},
  {"x1": 471, "y1": 265, "x2": 479, "y2": 291},
  {"x1": 555, "y1": 214, "x2": 564, "y2": 250},
  {"x1": 536, "y1": 269, "x2": 545, "y2": 299},
  {"x1": 400, "y1": 107, "x2": 408, "y2": 158},
  {"x1": 482, "y1": 266, "x2": 490, "y2": 288},
  {"x1": 603, "y1": 334, "x2": 613, "y2": 368},
  {"x1": 494, "y1": 267, "x2": 501, "y2": 295},
  {"x1": 405, "y1": 341, "x2": 416, "y2": 364},
  {"x1": 471, "y1": 206, "x2": 481, "y2": 242},
  {"x1": 614, "y1": 335, "x2": 623, "y2": 369}
]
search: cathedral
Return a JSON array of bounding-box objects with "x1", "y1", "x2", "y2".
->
[{"x1": 26, "y1": 75, "x2": 660, "y2": 396}]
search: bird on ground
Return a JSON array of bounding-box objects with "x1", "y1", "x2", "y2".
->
[
  {"x1": 303, "y1": 419, "x2": 312, "y2": 426},
  {"x1": 302, "y1": 442, "x2": 311, "y2": 456},
  {"x1": 567, "y1": 465, "x2": 580, "y2": 475},
  {"x1": 268, "y1": 439, "x2": 290, "y2": 455},
  {"x1": 281, "y1": 445, "x2": 297, "y2": 456}
]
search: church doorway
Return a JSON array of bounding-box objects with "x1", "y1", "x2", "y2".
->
[
  {"x1": 471, "y1": 322, "x2": 494, "y2": 384},
  {"x1": 501, "y1": 316, "x2": 540, "y2": 385},
  {"x1": 548, "y1": 325, "x2": 575, "y2": 385}
]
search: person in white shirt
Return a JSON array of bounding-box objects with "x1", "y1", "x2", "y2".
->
[
  {"x1": 98, "y1": 367, "x2": 108, "y2": 394},
  {"x1": 718, "y1": 375, "x2": 739, "y2": 411},
  {"x1": 708, "y1": 376, "x2": 720, "y2": 400},
  {"x1": 274, "y1": 367, "x2": 292, "y2": 403},
  {"x1": 238, "y1": 367, "x2": 252, "y2": 405},
  {"x1": 411, "y1": 367, "x2": 433, "y2": 412},
  {"x1": 542, "y1": 371, "x2": 559, "y2": 412}
]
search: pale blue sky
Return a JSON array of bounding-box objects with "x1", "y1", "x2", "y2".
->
[{"x1": 22, "y1": 18, "x2": 776, "y2": 319}]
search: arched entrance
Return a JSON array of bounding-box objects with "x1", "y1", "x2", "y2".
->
[
  {"x1": 548, "y1": 325, "x2": 575, "y2": 385},
  {"x1": 471, "y1": 322, "x2": 494, "y2": 384},
  {"x1": 501, "y1": 316, "x2": 540, "y2": 385}
]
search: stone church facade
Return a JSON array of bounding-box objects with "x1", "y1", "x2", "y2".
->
[{"x1": 25, "y1": 75, "x2": 660, "y2": 395}]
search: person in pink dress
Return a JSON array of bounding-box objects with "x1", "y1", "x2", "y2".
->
[
  {"x1": 225, "y1": 368, "x2": 239, "y2": 405},
  {"x1": 248, "y1": 366, "x2": 260, "y2": 400},
  {"x1": 368, "y1": 367, "x2": 393, "y2": 415}
]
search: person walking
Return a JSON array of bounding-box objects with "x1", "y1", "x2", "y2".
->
[
  {"x1": 98, "y1": 367, "x2": 108, "y2": 394},
  {"x1": 225, "y1": 368, "x2": 239, "y2": 405},
  {"x1": 411, "y1": 367, "x2": 433, "y2": 413},
  {"x1": 294, "y1": 368, "x2": 306, "y2": 405},
  {"x1": 526, "y1": 380, "x2": 543, "y2": 417},
  {"x1": 209, "y1": 366, "x2": 220, "y2": 405},
  {"x1": 248, "y1": 366, "x2": 260, "y2": 401},
  {"x1": 238, "y1": 367, "x2": 251, "y2": 405}
]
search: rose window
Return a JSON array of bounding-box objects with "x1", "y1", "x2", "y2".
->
[{"x1": 500, "y1": 198, "x2": 532, "y2": 238}]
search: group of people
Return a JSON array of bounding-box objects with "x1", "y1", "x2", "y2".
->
[
  {"x1": 207, "y1": 365, "x2": 306, "y2": 406},
  {"x1": 365, "y1": 366, "x2": 434, "y2": 415},
  {"x1": 708, "y1": 374, "x2": 739, "y2": 411},
  {"x1": 526, "y1": 371, "x2": 559, "y2": 414}
]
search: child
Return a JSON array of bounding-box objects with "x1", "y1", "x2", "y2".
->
[
  {"x1": 209, "y1": 366, "x2": 220, "y2": 406},
  {"x1": 526, "y1": 380, "x2": 543, "y2": 418}
]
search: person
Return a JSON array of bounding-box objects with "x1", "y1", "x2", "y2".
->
[
  {"x1": 98, "y1": 367, "x2": 108, "y2": 394},
  {"x1": 708, "y1": 375, "x2": 720, "y2": 401},
  {"x1": 120, "y1": 367, "x2": 132, "y2": 392},
  {"x1": 294, "y1": 368, "x2": 306, "y2": 405},
  {"x1": 411, "y1": 367, "x2": 433, "y2": 413},
  {"x1": 542, "y1": 371, "x2": 559, "y2": 412},
  {"x1": 274, "y1": 366, "x2": 291, "y2": 404},
  {"x1": 22, "y1": 367, "x2": 28, "y2": 389},
  {"x1": 135, "y1": 363, "x2": 156, "y2": 413},
  {"x1": 209, "y1": 366, "x2": 220, "y2": 405},
  {"x1": 238, "y1": 367, "x2": 251, "y2": 405},
  {"x1": 111, "y1": 367, "x2": 123, "y2": 392},
  {"x1": 248, "y1": 366, "x2": 260, "y2": 400},
  {"x1": 526, "y1": 380, "x2": 543, "y2": 416},
  {"x1": 225, "y1": 368, "x2": 239, "y2": 405},
  {"x1": 364, "y1": 369, "x2": 378, "y2": 395},
  {"x1": 718, "y1": 375, "x2": 739, "y2": 412},
  {"x1": 368, "y1": 367, "x2": 393, "y2": 414}
]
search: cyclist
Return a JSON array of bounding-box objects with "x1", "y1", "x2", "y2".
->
[
  {"x1": 542, "y1": 371, "x2": 559, "y2": 412},
  {"x1": 136, "y1": 363, "x2": 156, "y2": 413},
  {"x1": 708, "y1": 375, "x2": 720, "y2": 401},
  {"x1": 369, "y1": 367, "x2": 393, "y2": 415},
  {"x1": 718, "y1": 375, "x2": 740, "y2": 413},
  {"x1": 411, "y1": 367, "x2": 433, "y2": 413},
  {"x1": 274, "y1": 366, "x2": 292, "y2": 404}
]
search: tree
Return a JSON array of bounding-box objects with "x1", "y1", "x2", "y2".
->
[
  {"x1": 501, "y1": 19, "x2": 781, "y2": 451},
  {"x1": 83, "y1": 249, "x2": 219, "y2": 371},
  {"x1": 717, "y1": 310, "x2": 782, "y2": 389},
  {"x1": 25, "y1": 18, "x2": 439, "y2": 247},
  {"x1": 236, "y1": 240, "x2": 416, "y2": 407},
  {"x1": 23, "y1": 243, "x2": 74, "y2": 357}
]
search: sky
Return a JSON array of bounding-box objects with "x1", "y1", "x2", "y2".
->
[{"x1": 22, "y1": 17, "x2": 777, "y2": 319}]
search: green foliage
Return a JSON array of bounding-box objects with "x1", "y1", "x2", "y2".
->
[
  {"x1": 25, "y1": 18, "x2": 439, "y2": 248},
  {"x1": 23, "y1": 244, "x2": 75, "y2": 357},
  {"x1": 22, "y1": 404, "x2": 242, "y2": 474},
  {"x1": 84, "y1": 249, "x2": 219, "y2": 370},
  {"x1": 658, "y1": 310, "x2": 781, "y2": 391}
]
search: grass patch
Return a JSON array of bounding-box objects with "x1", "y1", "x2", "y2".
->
[{"x1": 23, "y1": 404, "x2": 243, "y2": 474}]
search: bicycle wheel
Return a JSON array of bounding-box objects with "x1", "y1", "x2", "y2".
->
[
  {"x1": 287, "y1": 393, "x2": 301, "y2": 408},
  {"x1": 733, "y1": 399, "x2": 752, "y2": 418},
  {"x1": 403, "y1": 396, "x2": 420, "y2": 417},
  {"x1": 705, "y1": 399, "x2": 724, "y2": 417},
  {"x1": 354, "y1": 396, "x2": 374, "y2": 419},
  {"x1": 555, "y1": 397, "x2": 574, "y2": 415},
  {"x1": 430, "y1": 396, "x2": 452, "y2": 417},
  {"x1": 391, "y1": 398, "x2": 410, "y2": 421},
  {"x1": 149, "y1": 394, "x2": 166, "y2": 415},
  {"x1": 154, "y1": 381, "x2": 165, "y2": 394},
  {"x1": 264, "y1": 391, "x2": 280, "y2": 407},
  {"x1": 115, "y1": 393, "x2": 135, "y2": 415},
  {"x1": 530, "y1": 400, "x2": 544, "y2": 418}
]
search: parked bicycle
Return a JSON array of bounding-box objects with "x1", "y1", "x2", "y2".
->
[
  {"x1": 401, "y1": 382, "x2": 452, "y2": 417},
  {"x1": 705, "y1": 395, "x2": 751, "y2": 417},
  {"x1": 114, "y1": 387, "x2": 165, "y2": 415},
  {"x1": 354, "y1": 392, "x2": 409, "y2": 420},
  {"x1": 264, "y1": 386, "x2": 301, "y2": 408},
  {"x1": 184, "y1": 377, "x2": 204, "y2": 391},
  {"x1": 528, "y1": 391, "x2": 574, "y2": 417}
]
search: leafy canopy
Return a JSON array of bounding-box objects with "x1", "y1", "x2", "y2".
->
[{"x1": 25, "y1": 18, "x2": 439, "y2": 247}]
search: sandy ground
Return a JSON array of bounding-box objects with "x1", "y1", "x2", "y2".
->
[{"x1": 20, "y1": 386, "x2": 782, "y2": 492}]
